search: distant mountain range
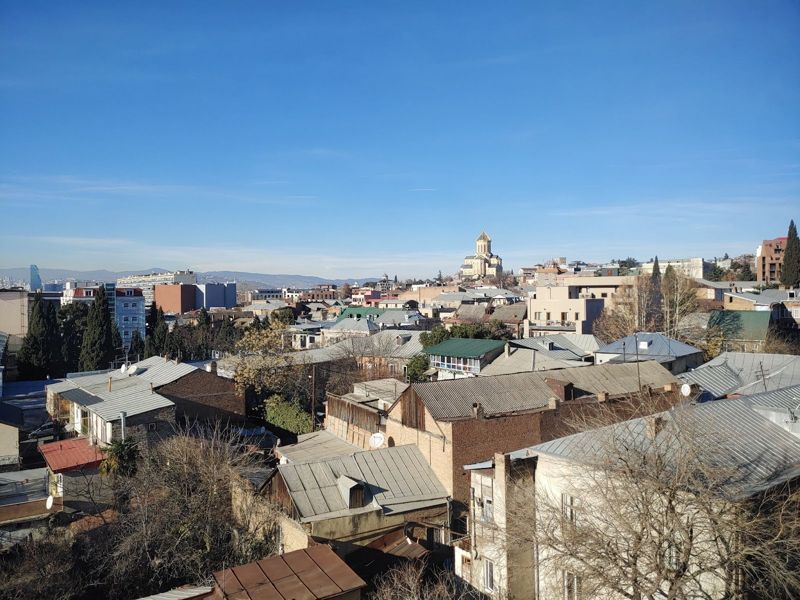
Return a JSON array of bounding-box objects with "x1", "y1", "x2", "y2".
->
[{"x1": 0, "y1": 267, "x2": 377, "y2": 288}]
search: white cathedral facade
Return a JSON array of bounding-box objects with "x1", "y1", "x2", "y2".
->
[{"x1": 459, "y1": 232, "x2": 503, "y2": 280}]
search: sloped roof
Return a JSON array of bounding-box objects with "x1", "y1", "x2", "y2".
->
[
  {"x1": 278, "y1": 444, "x2": 448, "y2": 522},
  {"x1": 680, "y1": 352, "x2": 800, "y2": 397},
  {"x1": 743, "y1": 384, "x2": 800, "y2": 413},
  {"x1": 596, "y1": 333, "x2": 702, "y2": 362},
  {"x1": 40, "y1": 437, "x2": 105, "y2": 473},
  {"x1": 411, "y1": 361, "x2": 678, "y2": 421},
  {"x1": 480, "y1": 348, "x2": 587, "y2": 376},
  {"x1": 490, "y1": 302, "x2": 527, "y2": 323},
  {"x1": 374, "y1": 310, "x2": 424, "y2": 326},
  {"x1": 510, "y1": 334, "x2": 597, "y2": 360},
  {"x1": 450, "y1": 304, "x2": 489, "y2": 323},
  {"x1": 210, "y1": 545, "x2": 365, "y2": 600},
  {"x1": 277, "y1": 431, "x2": 360, "y2": 464},
  {"x1": 292, "y1": 330, "x2": 424, "y2": 364},
  {"x1": 327, "y1": 318, "x2": 380, "y2": 333},
  {"x1": 526, "y1": 399, "x2": 800, "y2": 498},
  {"x1": 708, "y1": 310, "x2": 771, "y2": 341},
  {"x1": 423, "y1": 338, "x2": 506, "y2": 359},
  {"x1": 723, "y1": 289, "x2": 789, "y2": 306}
]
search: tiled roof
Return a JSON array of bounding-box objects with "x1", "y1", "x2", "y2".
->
[
  {"x1": 423, "y1": 338, "x2": 506, "y2": 359},
  {"x1": 526, "y1": 399, "x2": 800, "y2": 498},
  {"x1": 278, "y1": 444, "x2": 448, "y2": 522},
  {"x1": 412, "y1": 361, "x2": 678, "y2": 421},
  {"x1": 40, "y1": 438, "x2": 105, "y2": 473},
  {"x1": 210, "y1": 545, "x2": 366, "y2": 600}
]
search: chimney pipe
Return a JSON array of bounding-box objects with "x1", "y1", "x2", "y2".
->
[
  {"x1": 107, "y1": 376, "x2": 112, "y2": 392},
  {"x1": 120, "y1": 411, "x2": 127, "y2": 441}
]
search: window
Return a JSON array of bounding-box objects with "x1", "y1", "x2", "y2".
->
[
  {"x1": 574, "y1": 312, "x2": 580, "y2": 321},
  {"x1": 563, "y1": 571, "x2": 581, "y2": 600},
  {"x1": 484, "y1": 559, "x2": 495, "y2": 592},
  {"x1": 132, "y1": 316, "x2": 137, "y2": 322},
  {"x1": 601, "y1": 292, "x2": 608, "y2": 298},
  {"x1": 123, "y1": 316, "x2": 129, "y2": 322},
  {"x1": 562, "y1": 493, "x2": 577, "y2": 525},
  {"x1": 124, "y1": 330, "x2": 130, "y2": 337},
  {"x1": 147, "y1": 422, "x2": 157, "y2": 431},
  {"x1": 123, "y1": 302, "x2": 129, "y2": 308}
]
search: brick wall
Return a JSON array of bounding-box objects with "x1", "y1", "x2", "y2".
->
[
  {"x1": 157, "y1": 369, "x2": 246, "y2": 425},
  {"x1": 110, "y1": 405, "x2": 176, "y2": 448}
]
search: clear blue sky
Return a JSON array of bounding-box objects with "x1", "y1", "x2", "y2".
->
[{"x1": 1, "y1": 1, "x2": 798, "y2": 278}]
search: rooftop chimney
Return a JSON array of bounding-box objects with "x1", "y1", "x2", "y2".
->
[
  {"x1": 107, "y1": 376, "x2": 112, "y2": 392},
  {"x1": 545, "y1": 378, "x2": 573, "y2": 402},
  {"x1": 120, "y1": 411, "x2": 127, "y2": 441},
  {"x1": 205, "y1": 360, "x2": 218, "y2": 375},
  {"x1": 472, "y1": 402, "x2": 484, "y2": 419}
]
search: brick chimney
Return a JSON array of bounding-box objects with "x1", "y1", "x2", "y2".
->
[{"x1": 545, "y1": 378, "x2": 573, "y2": 402}]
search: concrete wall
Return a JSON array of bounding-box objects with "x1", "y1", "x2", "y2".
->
[
  {"x1": 0, "y1": 290, "x2": 28, "y2": 342},
  {"x1": 0, "y1": 421, "x2": 19, "y2": 468}
]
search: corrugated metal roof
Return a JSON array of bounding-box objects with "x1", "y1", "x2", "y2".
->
[
  {"x1": 413, "y1": 361, "x2": 678, "y2": 421},
  {"x1": 480, "y1": 348, "x2": 588, "y2": 376},
  {"x1": 680, "y1": 352, "x2": 800, "y2": 397},
  {"x1": 40, "y1": 438, "x2": 105, "y2": 473},
  {"x1": 596, "y1": 333, "x2": 702, "y2": 361},
  {"x1": 278, "y1": 444, "x2": 448, "y2": 522},
  {"x1": 134, "y1": 586, "x2": 212, "y2": 600},
  {"x1": 277, "y1": 431, "x2": 360, "y2": 464},
  {"x1": 490, "y1": 302, "x2": 527, "y2": 322},
  {"x1": 526, "y1": 398, "x2": 800, "y2": 498},
  {"x1": 423, "y1": 338, "x2": 506, "y2": 359},
  {"x1": 740, "y1": 384, "x2": 800, "y2": 412},
  {"x1": 292, "y1": 330, "x2": 424, "y2": 364},
  {"x1": 211, "y1": 545, "x2": 366, "y2": 600}
]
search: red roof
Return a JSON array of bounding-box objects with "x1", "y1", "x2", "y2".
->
[
  {"x1": 40, "y1": 438, "x2": 106, "y2": 473},
  {"x1": 210, "y1": 545, "x2": 366, "y2": 600}
]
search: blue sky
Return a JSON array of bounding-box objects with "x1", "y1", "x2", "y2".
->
[{"x1": 1, "y1": 1, "x2": 798, "y2": 278}]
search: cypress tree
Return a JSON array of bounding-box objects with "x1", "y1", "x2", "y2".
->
[
  {"x1": 17, "y1": 292, "x2": 59, "y2": 379},
  {"x1": 781, "y1": 219, "x2": 800, "y2": 288},
  {"x1": 128, "y1": 329, "x2": 145, "y2": 361},
  {"x1": 112, "y1": 322, "x2": 123, "y2": 354},
  {"x1": 79, "y1": 286, "x2": 115, "y2": 371},
  {"x1": 146, "y1": 302, "x2": 159, "y2": 336},
  {"x1": 59, "y1": 302, "x2": 89, "y2": 374},
  {"x1": 651, "y1": 256, "x2": 661, "y2": 282}
]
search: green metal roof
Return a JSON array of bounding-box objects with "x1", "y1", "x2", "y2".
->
[
  {"x1": 336, "y1": 306, "x2": 386, "y2": 322},
  {"x1": 708, "y1": 310, "x2": 771, "y2": 341},
  {"x1": 423, "y1": 337, "x2": 506, "y2": 359}
]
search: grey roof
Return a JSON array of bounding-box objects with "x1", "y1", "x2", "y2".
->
[
  {"x1": 374, "y1": 310, "x2": 424, "y2": 327},
  {"x1": 449, "y1": 304, "x2": 489, "y2": 322},
  {"x1": 723, "y1": 289, "x2": 790, "y2": 306},
  {"x1": 340, "y1": 378, "x2": 410, "y2": 411},
  {"x1": 490, "y1": 302, "x2": 527, "y2": 322},
  {"x1": 511, "y1": 334, "x2": 598, "y2": 360},
  {"x1": 328, "y1": 318, "x2": 380, "y2": 333},
  {"x1": 277, "y1": 430, "x2": 361, "y2": 464},
  {"x1": 45, "y1": 357, "x2": 196, "y2": 421},
  {"x1": 409, "y1": 361, "x2": 678, "y2": 421},
  {"x1": 278, "y1": 444, "x2": 449, "y2": 522},
  {"x1": 526, "y1": 399, "x2": 800, "y2": 498},
  {"x1": 694, "y1": 279, "x2": 759, "y2": 289},
  {"x1": 480, "y1": 348, "x2": 588, "y2": 376},
  {"x1": 680, "y1": 352, "x2": 800, "y2": 398},
  {"x1": 134, "y1": 587, "x2": 212, "y2": 600},
  {"x1": 740, "y1": 384, "x2": 800, "y2": 413},
  {"x1": 596, "y1": 333, "x2": 702, "y2": 362},
  {"x1": 293, "y1": 330, "x2": 424, "y2": 364}
]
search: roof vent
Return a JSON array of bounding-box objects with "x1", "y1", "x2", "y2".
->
[
  {"x1": 638, "y1": 340, "x2": 651, "y2": 350},
  {"x1": 337, "y1": 475, "x2": 367, "y2": 509}
]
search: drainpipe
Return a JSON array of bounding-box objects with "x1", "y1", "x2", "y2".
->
[{"x1": 120, "y1": 411, "x2": 127, "y2": 441}]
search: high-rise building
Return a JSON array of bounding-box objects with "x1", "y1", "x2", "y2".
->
[
  {"x1": 756, "y1": 237, "x2": 787, "y2": 285},
  {"x1": 29, "y1": 265, "x2": 42, "y2": 292},
  {"x1": 116, "y1": 270, "x2": 196, "y2": 307}
]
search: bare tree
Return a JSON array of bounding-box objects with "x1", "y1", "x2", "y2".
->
[
  {"x1": 593, "y1": 275, "x2": 662, "y2": 342},
  {"x1": 99, "y1": 425, "x2": 279, "y2": 598},
  {"x1": 660, "y1": 267, "x2": 698, "y2": 340},
  {"x1": 506, "y1": 398, "x2": 800, "y2": 600},
  {"x1": 370, "y1": 559, "x2": 485, "y2": 600}
]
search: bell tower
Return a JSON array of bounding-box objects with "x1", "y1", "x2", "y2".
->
[{"x1": 476, "y1": 231, "x2": 491, "y2": 256}]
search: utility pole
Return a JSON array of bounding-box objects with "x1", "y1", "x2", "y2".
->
[
  {"x1": 310, "y1": 364, "x2": 317, "y2": 431},
  {"x1": 634, "y1": 333, "x2": 642, "y2": 392}
]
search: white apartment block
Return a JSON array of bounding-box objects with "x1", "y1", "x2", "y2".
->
[{"x1": 117, "y1": 270, "x2": 196, "y2": 307}]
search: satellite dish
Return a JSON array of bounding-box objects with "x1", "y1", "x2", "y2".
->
[
  {"x1": 680, "y1": 383, "x2": 692, "y2": 398},
  {"x1": 120, "y1": 364, "x2": 127, "y2": 374},
  {"x1": 46, "y1": 495, "x2": 54, "y2": 510},
  {"x1": 368, "y1": 432, "x2": 385, "y2": 449},
  {"x1": 126, "y1": 364, "x2": 138, "y2": 375}
]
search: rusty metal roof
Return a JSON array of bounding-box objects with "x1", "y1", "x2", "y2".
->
[
  {"x1": 39, "y1": 437, "x2": 105, "y2": 473},
  {"x1": 210, "y1": 545, "x2": 365, "y2": 599}
]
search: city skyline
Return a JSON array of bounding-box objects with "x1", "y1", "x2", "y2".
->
[{"x1": 1, "y1": 2, "x2": 798, "y2": 277}]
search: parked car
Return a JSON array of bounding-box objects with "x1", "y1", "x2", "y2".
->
[{"x1": 28, "y1": 421, "x2": 55, "y2": 440}]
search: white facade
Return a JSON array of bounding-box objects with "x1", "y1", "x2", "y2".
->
[
  {"x1": 117, "y1": 270, "x2": 196, "y2": 306},
  {"x1": 115, "y1": 289, "x2": 146, "y2": 351}
]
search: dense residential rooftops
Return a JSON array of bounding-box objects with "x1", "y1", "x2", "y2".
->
[
  {"x1": 291, "y1": 330, "x2": 424, "y2": 364},
  {"x1": 595, "y1": 332, "x2": 702, "y2": 362},
  {"x1": 723, "y1": 289, "x2": 792, "y2": 305},
  {"x1": 524, "y1": 398, "x2": 800, "y2": 498},
  {"x1": 278, "y1": 444, "x2": 448, "y2": 523},
  {"x1": 327, "y1": 318, "x2": 380, "y2": 333},
  {"x1": 408, "y1": 361, "x2": 678, "y2": 421},
  {"x1": 680, "y1": 352, "x2": 800, "y2": 398},
  {"x1": 423, "y1": 338, "x2": 506, "y2": 359}
]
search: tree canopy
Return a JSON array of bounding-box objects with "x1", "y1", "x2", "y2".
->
[{"x1": 781, "y1": 219, "x2": 800, "y2": 287}]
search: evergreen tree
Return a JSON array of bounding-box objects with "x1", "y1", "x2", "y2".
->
[
  {"x1": 128, "y1": 329, "x2": 145, "y2": 361},
  {"x1": 249, "y1": 315, "x2": 263, "y2": 330},
  {"x1": 213, "y1": 317, "x2": 239, "y2": 353},
  {"x1": 59, "y1": 302, "x2": 89, "y2": 374},
  {"x1": 145, "y1": 302, "x2": 159, "y2": 336},
  {"x1": 112, "y1": 322, "x2": 123, "y2": 355},
  {"x1": 781, "y1": 219, "x2": 800, "y2": 288},
  {"x1": 17, "y1": 292, "x2": 59, "y2": 379},
  {"x1": 651, "y1": 256, "x2": 661, "y2": 282},
  {"x1": 79, "y1": 286, "x2": 115, "y2": 371}
]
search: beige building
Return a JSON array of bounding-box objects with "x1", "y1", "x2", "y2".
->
[
  {"x1": 459, "y1": 232, "x2": 503, "y2": 281},
  {"x1": 0, "y1": 290, "x2": 28, "y2": 347},
  {"x1": 756, "y1": 236, "x2": 787, "y2": 284},
  {"x1": 640, "y1": 257, "x2": 711, "y2": 279},
  {"x1": 525, "y1": 285, "x2": 604, "y2": 336}
]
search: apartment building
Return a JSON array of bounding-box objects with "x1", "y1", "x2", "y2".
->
[
  {"x1": 525, "y1": 285, "x2": 604, "y2": 336},
  {"x1": 756, "y1": 236, "x2": 787, "y2": 284},
  {"x1": 117, "y1": 270, "x2": 197, "y2": 306},
  {"x1": 61, "y1": 283, "x2": 145, "y2": 350},
  {"x1": 640, "y1": 257, "x2": 712, "y2": 279}
]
